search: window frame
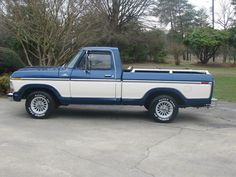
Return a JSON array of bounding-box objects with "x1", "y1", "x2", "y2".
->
[{"x1": 77, "y1": 51, "x2": 114, "y2": 71}]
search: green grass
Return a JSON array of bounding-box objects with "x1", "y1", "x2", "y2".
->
[
  {"x1": 214, "y1": 76, "x2": 236, "y2": 102},
  {"x1": 126, "y1": 63, "x2": 236, "y2": 102}
]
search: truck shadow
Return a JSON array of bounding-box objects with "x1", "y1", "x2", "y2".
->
[
  {"x1": 52, "y1": 105, "x2": 204, "y2": 124},
  {"x1": 53, "y1": 106, "x2": 151, "y2": 122}
]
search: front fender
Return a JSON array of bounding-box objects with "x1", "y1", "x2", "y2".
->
[{"x1": 12, "y1": 84, "x2": 62, "y2": 102}]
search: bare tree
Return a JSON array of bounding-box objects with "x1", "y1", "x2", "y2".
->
[
  {"x1": 217, "y1": 0, "x2": 234, "y2": 29},
  {"x1": 0, "y1": 0, "x2": 91, "y2": 66},
  {"x1": 90, "y1": 0, "x2": 151, "y2": 31},
  {"x1": 216, "y1": 0, "x2": 234, "y2": 63}
]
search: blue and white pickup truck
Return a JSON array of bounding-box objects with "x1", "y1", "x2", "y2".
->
[{"x1": 8, "y1": 47, "x2": 215, "y2": 123}]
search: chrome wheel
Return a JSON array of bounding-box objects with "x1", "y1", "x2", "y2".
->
[
  {"x1": 30, "y1": 96, "x2": 49, "y2": 115},
  {"x1": 155, "y1": 100, "x2": 174, "y2": 120}
]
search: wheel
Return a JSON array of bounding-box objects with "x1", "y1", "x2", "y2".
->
[
  {"x1": 149, "y1": 95, "x2": 178, "y2": 123},
  {"x1": 25, "y1": 91, "x2": 55, "y2": 119}
]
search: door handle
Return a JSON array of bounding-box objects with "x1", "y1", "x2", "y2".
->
[{"x1": 104, "y1": 74, "x2": 114, "y2": 78}]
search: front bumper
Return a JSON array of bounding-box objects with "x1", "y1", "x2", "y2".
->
[{"x1": 7, "y1": 93, "x2": 13, "y2": 101}]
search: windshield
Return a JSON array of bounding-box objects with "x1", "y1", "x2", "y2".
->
[{"x1": 65, "y1": 50, "x2": 82, "y2": 68}]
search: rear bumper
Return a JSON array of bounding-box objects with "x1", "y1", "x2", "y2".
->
[{"x1": 208, "y1": 98, "x2": 218, "y2": 108}]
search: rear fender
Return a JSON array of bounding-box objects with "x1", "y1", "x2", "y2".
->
[{"x1": 143, "y1": 88, "x2": 187, "y2": 106}]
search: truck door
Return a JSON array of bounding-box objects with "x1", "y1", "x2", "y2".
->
[{"x1": 70, "y1": 51, "x2": 117, "y2": 101}]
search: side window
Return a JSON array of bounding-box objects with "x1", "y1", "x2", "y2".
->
[{"x1": 88, "y1": 53, "x2": 112, "y2": 70}]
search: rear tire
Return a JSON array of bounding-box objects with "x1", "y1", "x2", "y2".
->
[
  {"x1": 25, "y1": 91, "x2": 55, "y2": 119},
  {"x1": 149, "y1": 95, "x2": 178, "y2": 123}
]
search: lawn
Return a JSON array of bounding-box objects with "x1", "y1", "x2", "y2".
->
[{"x1": 125, "y1": 63, "x2": 236, "y2": 102}]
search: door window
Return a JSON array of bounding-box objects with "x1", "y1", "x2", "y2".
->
[
  {"x1": 88, "y1": 53, "x2": 112, "y2": 70},
  {"x1": 78, "y1": 52, "x2": 113, "y2": 70}
]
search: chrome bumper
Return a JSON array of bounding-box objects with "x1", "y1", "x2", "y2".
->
[
  {"x1": 7, "y1": 93, "x2": 13, "y2": 101},
  {"x1": 207, "y1": 98, "x2": 218, "y2": 108}
]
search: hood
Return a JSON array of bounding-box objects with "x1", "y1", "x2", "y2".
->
[{"x1": 11, "y1": 66, "x2": 61, "y2": 78}]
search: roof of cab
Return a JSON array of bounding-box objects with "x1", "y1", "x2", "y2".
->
[{"x1": 82, "y1": 46, "x2": 118, "y2": 51}]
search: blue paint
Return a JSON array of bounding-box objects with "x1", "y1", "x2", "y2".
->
[
  {"x1": 123, "y1": 72, "x2": 214, "y2": 82},
  {"x1": 10, "y1": 47, "x2": 214, "y2": 108},
  {"x1": 12, "y1": 66, "x2": 61, "y2": 78}
]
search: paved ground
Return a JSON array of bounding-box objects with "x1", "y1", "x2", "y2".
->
[{"x1": 0, "y1": 97, "x2": 236, "y2": 177}]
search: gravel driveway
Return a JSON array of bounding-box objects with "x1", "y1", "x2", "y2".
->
[{"x1": 0, "y1": 97, "x2": 236, "y2": 177}]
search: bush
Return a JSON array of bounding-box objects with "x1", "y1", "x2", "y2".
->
[
  {"x1": 184, "y1": 27, "x2": 228, "y2": 64},
  {"x1": 0, "y1": 47, "x2": 23, "y2": 74},
  {"x1": 144, "y1": 29, "x2": 167, "y2": 63},
  {"x1": 0, "y1": 74, "x2": 10, "y2": 94}
]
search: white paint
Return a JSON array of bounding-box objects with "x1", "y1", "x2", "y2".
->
[
  {"x1": 70, "y1": 80, "x2": 116, "y2": 98},
  {"x1": 12, "y1": 79, "x2": 212, "y2": 100},
  {"x1": 122, "y1": 82, "x2": 212, "y2": 99},
  {"x1": 12, "y1": 80, "x2": 70, "y2": 97}
]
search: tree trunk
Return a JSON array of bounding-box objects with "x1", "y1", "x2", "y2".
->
[
  {"x1": 222, "y1": 46, "x2": 228, "y2": 63},
  {"x1": 174, "y1": 54, "x2": 180, "y2": 65},
  {"x1": 213, "y1": 54, "x2": 215, "y2": 62},
  {"x1": 182, "y1": 51, "x2": 186, "y2": 61}
]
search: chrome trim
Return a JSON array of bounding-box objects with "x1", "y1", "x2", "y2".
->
[
  {"x1": 71, "y1": 79, "x2": 119, "y2": 82},
  {"x1": 122, "y1": 80, "x2": 208, "y2": 84},
  {"x1": 7, "y1": 93, "x2": 13, "y2": 101},
  {"x1": 15, "y1": 78, "x2": 70, "y2": 81},
  {"x1": 211, "y1": 98, "x2": 218, "y2": 107},
  {"x1": 206, "y1": 98, "x2": 218, "y2": 108},
  {"x1": 131, "y1": 68, "x2": 210, "y2": 74}
]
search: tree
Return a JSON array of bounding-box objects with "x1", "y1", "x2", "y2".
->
[
  {"x1": 217, "y1": 0, "x2": 234, "y2": 29},
  {"x1": 0, "y1": 0, "x2": 89, "y2": 66},
  {"x1": 153, "y1": 0, "x2": 209, "y2": 37},
  {"x1": 143, "y1": 29, "x2": 167, "y2": 63},
  {"x1": 217, "y1": 0, "x2": 234, "y2": 63},
  {"x1": 194, "y1": 8, "x2": 210, "y2": 28},
  {"x1": 90, "y1": 0, "x2": 151, "y2": 32},
  {"x1": 184, "y1": 28, "x2": 228, "y2": 64},
  {"x1": 153, "y1": 0, "x2": 209, "y2": 63},
  {"x1": 231, "y1": 0, "x2": 236, "y2": 15}
]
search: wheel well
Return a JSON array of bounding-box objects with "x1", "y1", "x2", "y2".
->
[
  {"x1": 22, "y1": 88, "x2": 60, "y2": 105},
  {"x1": 144, "y1": 91, "x2": 186, "y2": 107}
]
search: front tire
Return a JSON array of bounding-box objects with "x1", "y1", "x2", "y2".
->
[
  {"x1": 149, "y1": 95, "x2": 178, "y2": 123},
  {"x1": 25, "y1": 91, "x2": 55, "y2": 119}
]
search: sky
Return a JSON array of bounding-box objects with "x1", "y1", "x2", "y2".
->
[
  {"x1": 189, "y1": 0, "x2": 235, "y2": 28},
  {"x1": 145, "y1": 0, "x2": 234, "y2": 29},
  {"x1": 189, "y1": 0, "x2": 212, "y2": 9}
]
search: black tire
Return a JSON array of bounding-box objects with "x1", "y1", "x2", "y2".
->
[
  {"x1": 149, "y1": 95, "x2": 178, "y2": 123},
  {"x1": 144, "y1": 104, "x2": 150, "y2": 110},
  {"x1": 25, "y1": 91, "x2": 55, "y2": 119},
  {"x1": 55, "y1": 102, "x2": 61, "y2": 109}
]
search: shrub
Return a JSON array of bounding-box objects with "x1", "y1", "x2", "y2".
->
[
  {"x1": 0, "y1": 74, "x2": 10, "y2": 94},
  {"x1": 0, "y1": 47, "x2": 24, "y2": 74},
  {"x1": 184, "y1": 27, "x2": 228, "y2": 64}
]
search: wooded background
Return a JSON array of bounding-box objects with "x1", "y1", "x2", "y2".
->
[{"x1": 1, "y1": 0, "x2": 236, "y2": 72}]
